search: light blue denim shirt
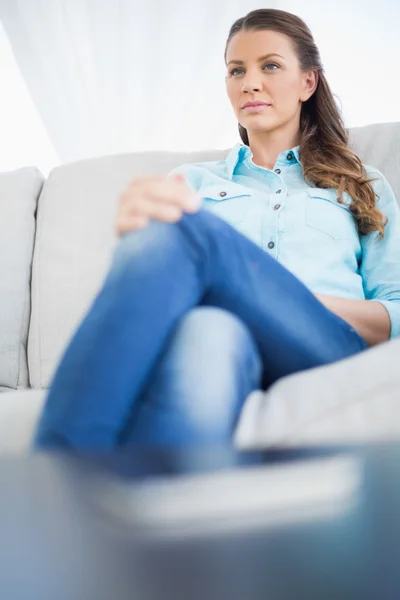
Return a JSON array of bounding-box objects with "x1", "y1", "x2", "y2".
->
[{"x1": 169, "y1": 142, "x2": 400, "y2": 339}]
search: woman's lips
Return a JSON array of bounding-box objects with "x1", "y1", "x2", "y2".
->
[{"x1": 242, "y1": 104, "x2": 271, "y2": 113}]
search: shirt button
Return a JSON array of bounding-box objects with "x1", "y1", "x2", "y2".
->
[
  {"x1": 268, "y1": 241, "x2": 275, "y2": 249},
  {"x1": 219, "y1": 191, "x2": 227, "y2": 197},
  {"x1": 274, "y1": 168, "x2": 281, "y2": 174},
  {"x1": 276, "y1": 189, "x2": 282, "y2": 194},
  {"x1": 287, "y1": 153, "x2": 293, "y2": 161},
  {"x1": 274, "y1": 204, "x2": 281, "y2": 210}
]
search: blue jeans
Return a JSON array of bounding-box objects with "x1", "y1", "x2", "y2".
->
[{"x1": 33, "y1": 209, "x2": 368, "y2": 450}]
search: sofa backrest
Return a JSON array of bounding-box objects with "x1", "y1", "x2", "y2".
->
[
  {"x1": 348, "y1": 121, "x2": 400, "y2": 200},
  {"x1": 26, "y1": 121, "x2": 400, "y2": 389},
  {"x1": 0, "y1": 168, "x2": 44, "y2": 392}
]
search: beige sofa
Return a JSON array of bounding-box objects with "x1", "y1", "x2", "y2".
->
[{"x1": 1, "y1": 121, "x2": 400, "y2": 453}]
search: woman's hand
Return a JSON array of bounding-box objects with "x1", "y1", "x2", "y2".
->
[
  {"x1": 315, "y1": 293, "x2": 390, "y2": 346},
  {"x1": 115, "y1": 174, "x2": 201, "y2": 237}
]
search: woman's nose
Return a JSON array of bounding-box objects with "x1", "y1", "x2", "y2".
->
[
  {"x1": 241, "y1": 82, "x2": 261, "y2": 92},
  {"x1": 241, "y1": 76, "x2": 262, "y2": 92}
]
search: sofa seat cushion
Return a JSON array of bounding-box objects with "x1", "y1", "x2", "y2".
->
[
  {"x1": 0, "y1": 389, "x2": 46, "y2": 453},
  {"x1": 235, "y1": 337, "x2": 400, "y2": 448}
]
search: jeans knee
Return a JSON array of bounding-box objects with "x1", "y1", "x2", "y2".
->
[
  {"x1": 112, "y1": 220, "x2": 177, "y2": 269},
  {"x1": 179, "y1": 306, "x2": 256, "y2": 358},
  {"x1": 111, "y1": 210, "x2": 225, "y2": 272},
  {"x1": 161, "y1": 306, "x2": 262, "y2": 424}
]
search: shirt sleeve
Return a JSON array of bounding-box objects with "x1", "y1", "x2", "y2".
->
[{"x1": 360, "y1": 168, "x2": 400, "y2": 338}]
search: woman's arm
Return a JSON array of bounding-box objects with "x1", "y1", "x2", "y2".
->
[
  {"x1": 318, "y1": 167, "x2": 400, "y2": 347},
  {"x1": 315, "y1": 293, "x2": 390, "y2": 346}
]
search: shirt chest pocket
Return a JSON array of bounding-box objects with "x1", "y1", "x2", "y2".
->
[
  {"x1": 200, "y1": 183, "x2": 253, "y2": 225},
  {"x1": 306, "y1": 189, "x2": 356, "y2": 240}
]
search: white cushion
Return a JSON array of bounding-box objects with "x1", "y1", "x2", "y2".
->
[
  {"x1": 0, "y1": 167, "x2": 44, "y2": 390},
  {"x1": 235, "y1": 337, "x2": 400, "y2": 448},
  {"x1": 0, "y1": 389, "x2": 45, "y2": 453},
  {"x1": 349, "y1": 121, "x2": 400, "y2": 202},
  {"x1": 27, "y1": 150, "x2": 228, "y2": 388}
]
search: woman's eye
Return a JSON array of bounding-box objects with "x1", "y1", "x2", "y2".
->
[
  {"x1": 230, "y1": 67, "x2": 243, "y2": 76},
  {"x1": 229, "y1": 63, "x2": 279, "y2": 76},
  {"x1": 264, "y1": 63, "x2": 279, "y2": 70}
]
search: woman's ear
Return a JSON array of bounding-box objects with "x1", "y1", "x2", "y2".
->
[{"x1": 300, "y1": 70, "x2": 318, "y2": 102}]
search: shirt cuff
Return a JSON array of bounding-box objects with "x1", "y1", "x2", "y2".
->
[{"x1": 370, "y1": 299, "x2": 400, "y2": 339}]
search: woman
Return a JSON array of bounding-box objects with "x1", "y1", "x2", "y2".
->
[{"x1": 34, "y1": 9, "x2": 400, "y2": 450}]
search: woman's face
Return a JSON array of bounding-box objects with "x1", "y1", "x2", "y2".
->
[{"x1": 225, "y1": 29, "x2": 316, "y2": 137}]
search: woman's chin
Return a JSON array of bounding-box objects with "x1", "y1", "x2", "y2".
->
[{"x1": 241, "y1": 117, "x2": 277, "y2": 132}]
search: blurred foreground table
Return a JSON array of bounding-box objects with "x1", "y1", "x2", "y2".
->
[{"x1": 0, "y1": 444, "x2": 399, "y2": 600}]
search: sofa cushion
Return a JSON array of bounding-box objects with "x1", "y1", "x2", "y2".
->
[
  {"x1": 349, "y1": 121, "x2": 400, "y2": 204},
  {"x1": 234, "y1": 337, "x2": 400, "y2": 448},
  {"x1": 27, "y1": 150, "x2": 227, "y2": 388},
  {"x1": 0, "y1": 389, "x2": 45, "y2": 453},
  {"x1": 0, "y1": 167, "x2": 44, "y2": 390}
]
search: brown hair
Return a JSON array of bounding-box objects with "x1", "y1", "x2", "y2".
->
[{"x1": 224, "y1": 9, "x2": 386, "y2": 238}]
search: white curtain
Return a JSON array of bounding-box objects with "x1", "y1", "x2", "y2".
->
[
  {"x1": 0, "y1": 0, "x2": 399, "y2": 175},
  {"x1": 0, "y1": 17, "x2": 59, "y2": 176}
]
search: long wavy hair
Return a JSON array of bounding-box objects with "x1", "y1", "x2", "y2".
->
[{"x1": 224, "y1": 9, "x2": 386, "y2": 238}]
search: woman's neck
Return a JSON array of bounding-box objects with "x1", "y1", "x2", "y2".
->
[{"x1": 247, "y1": 130, "x2": 300, "y2": 170}]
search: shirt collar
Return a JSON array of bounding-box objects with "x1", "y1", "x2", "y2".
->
[{"x1": 225, "y1": 142, "x2": 301, "y2": 180}]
